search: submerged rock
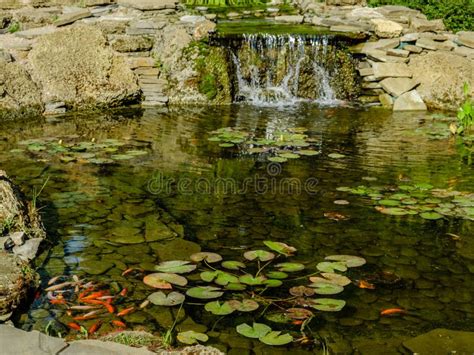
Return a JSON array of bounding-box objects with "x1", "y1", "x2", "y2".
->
[{"x1": 403, "y1": 329, "x2": 474, "y2": 354}]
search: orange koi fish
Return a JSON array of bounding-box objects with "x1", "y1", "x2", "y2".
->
[
  {"x1": 116, "y1": 307, "x2": 134, "y2": 316},
  {"x1": 104, "y1": 303, "x2": 115, "y2": 314},
  {"x1": 82, "y1": 291, "x2": 107, "y2": 300},
  {"x1": 380, "y1": 308, "x2": 407, "y2": 316},
  {"x1": 111, "y1": 320, "x2": 126, "y2": 328},
  {"x1": 357, "y1": 280, "x2": 375, "y2": 290},
  {"x1": 50, "y1": 299, "x2": 67, "y2": 305},
  {"x1": 119, "y1": 288, "x2": 127, "y2": 297},
  {"x1": 88, "y1": 321, "x2": 102, "y2": 335},
  {"x1": 67, "y1": 322, "x2": 82, "y2": 331}
]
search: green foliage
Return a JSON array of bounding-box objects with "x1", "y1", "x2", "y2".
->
[
  {"x1": 199, "y1": 74, "x2": 218, "y2": 100},
  {"x1": 457, "y1": 83, "x2": 473, "y2": 135},
  {"x1": 7, "y1": 21, "x2": 20, "y2": 33},
  {"x1": 367, "y1": 0, "x2": 474, "y2": 32},
  {"x1": 185, "y1": 0, "x2": 265, "y2": 7}
]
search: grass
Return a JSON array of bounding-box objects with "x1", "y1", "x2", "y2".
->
[{"x1": 7, "y1": 22, "x2": 20, "y2": 33}]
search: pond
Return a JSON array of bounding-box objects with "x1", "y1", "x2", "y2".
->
[{"x1": 0, "y1": 104, "x2": 473, "y2": 353}]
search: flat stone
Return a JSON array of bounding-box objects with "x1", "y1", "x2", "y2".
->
[
  {"x1": 55, "y1": 9, "x2": 91, "y2": 27},
  {"x1": 134, "y1": 67, "x2": 159, "y2": 76},
  {"x1": 127, "y1": 57, "x2": 155, "y2": 69},
  {"x1": 362, "y1": 82, "x2": 381, "y2": 89},
  {"x1": 349, "y1": 38, "x2": 399, "y2": 54},
  {"x1": 387, "y1": 48, "x2": 409, "y2": 57},
  {"x1": 454, "y1": 45, "x2": 474, "y2": 57},
  {"x1": 79, "y1": 259, "x2": 114, "y2": 275},
  {"x1": 274, "y1": 15, "x2": 304, "y2": 24},
  {"x1": 370, "y1": 18, "x2": 403, "y2": 38},
  {"x1": 330, "y1": 25, "x2": 365, "y2": 33},
  {"x1": 12, "y1": 238, "x2": 42, "y2": 261},
  {"x1": 393, "y1": 90, "x2": 427, "y2": 111},
  {"x1": 358, "y1": 67, "x2": 373, "y2": 76},
  {"x1": 9, "y1": 231, "x2": 25, "y2": 246},
  {"x1": 15, "y1": 26, "x2": 57, "y2": 39},
  {"x1": 400, "y1": 32, "x2": 419, "y2": 42},
  {"x1": 403, "y1": 329, "x2": 474, "y2": 354},
  {"x1": 321, "y1": 17, "x2": 345, "y2": 27},
  {"x1": 416, "y1": 37, "x2": 438, "y2": 50},
  {"x1": 380, "y1": 77, "x2": 419, "y2": 96},
  {"x1": 154, "y1": 238, "x2": 200, "y2": 261},
  {"x1": 110, "y1": 35, "x2": 153, "y2": 52},
  {"x1": 410, "y1": 17, "x2": 445, "y2": 32},
  {"x1": 367, "y1": 49, "x2": 409, "y2": 63},
  {"x1": 457, "y1": 31, "x2": 474, "y2": 49},
  {"x1": 0, "y1": 35, "x2": 32, "y2": 50},
  {"x1": 62, "y1": 339, "x2": 154, "y2": 355},
  {"x1": 179, "y1": 15, "x2": 206, "y2": 24},
  {"x1": 0, "y1": 49, "x2": 12, "y2": 62},
  {"x1": 434, "y1": 40, "x2": 456, "y2": 51},
  {"x1": 130, "y1": 20, "x2": 167, "y2": 30},
  {"x1": 118, "y1": 0, "x2": 177, "y2": 10},
  {"x1": 379, "y1": 93, "x2": 393, "y2": 108},
  {"x1": 404, "y1": 44, "x2": 422, "y2": 53},
  {"x1": 0, "y1": 325, "x2": 67, "y2": 354},
  {"x1": 372, "y1": 62, "x2": 412, "y2": 80}
]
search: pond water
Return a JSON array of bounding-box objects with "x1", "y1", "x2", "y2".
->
[{"x1": 1, "y1": 104, "x2": 473, "y2": 353}]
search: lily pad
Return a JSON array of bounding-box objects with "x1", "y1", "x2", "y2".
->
[
  {"x1": 296, "y1": 150, "x2": 320, "y2": 156},
  {"x1": 177, "y1": 331, "x2": 208, "y2": 345},
  {"x1": 204, "y1": 301, "x2": 235, "y2": 315},
  {"x1": 244, "y1": 250, "x2": 275, "y2": 262},
  {"x1": 236, "y1": 323, "x2": 271, "y2": 339},
  {"x1": 264, "y1": 279, "x2": 283, "y2": 287},
  {"x1": 219, "y1": 143, "x2": 234, "y2": 148},
  {"x1": 379, "y1": 207, "x2": 409, "y2": 216},
  {"x1": 186, "y1": 286, "x2": 224, "y2": 299},
  {"x1": 147, "y1": 291, "x2": 185, "y2": 306},
  {"x1": 239, "y1": 274, "x2": 267, "y2": 286},
  {"x1": 308, "y1": 298, "x2": 346, "y2": 312},
  {"x1": 268, "y1": 157, "x2": 287, "y2": 163},
  {"x1": 143, "y1": 273, "x2": 187, "y2": 288},
  {"x1": 279, "y1": 152, "x2": 300, "y2": 159},
  {"x1": 263, "y1": 241, "x2": 296, "y2": 256},
  {"x1": 228, "y1": 299, "x2": 259, "y2": 312},
  {"x1": 259, "y1": 331, "x2": 293, "y2": 346},
  {"x1": 289, "y1": 286, "x2": 315, "y2": 297},
  {"x1": 420, "y1": 212, "x2": 443, "y2": 220},
  {"x1": 325, "y1": 255, "x2": 366, "y2": 268},
  {"x1": 286, "y1": 308, "x2": 314, "y2": 320},
  {"x1": 310, "y1": 272, "x2": 351, "y2": 286},
  {"x1": 190, "y1": 252, "x2": 223, "y2": 263},
  {"x1": 201, "y1": 271, "x2": 239, "y2": 286},
  {"x1": 155, "y1": 260, "x2": 197, "y2": 274},
  {"x1": 265, "y1": 271, "x2": 288, "y2": 279},
  {"x1": 316, "y1": 262, "x2": 348, "y2": 273},
  {"x1": 379, "y1": 199, "x2": 400, "y2": 206},
  {"x1": 222, "y1": 261, "x2": 246, "y2": 270},
  {"x1": 225, "y1": 283, "x2": 246, "y2": 291},
  {"x1": 275, "y1": 262, "x2": 305, "y2": 272},
  {"x1": 328, "y1": 153, "x2": 345, "y2": 159},
  {"x1": 309, "y1": 282, "x2": 344, "y2": 295}
]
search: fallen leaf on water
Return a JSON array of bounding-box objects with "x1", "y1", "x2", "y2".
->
[
  {"x1": 324, "y1": 212, "x2": 348, "y2": 221},
  {"x1": 357, "y1": 280, "x2": 375, "y2": 289}
]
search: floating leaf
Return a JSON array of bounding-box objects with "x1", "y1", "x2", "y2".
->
[
  {"x1": 420, "y1": 212, "x2": 443, "y2": 220},
  {"x1": 308, "y1": 298, "x2": 346, "y2": 312},
  {"x1": 219, "y1": 143, "x2": 234, "y2": 148},
  {"x1": 310, "y1": 272, "x2": 351, "y2": 286},
  {"x1": 316, "y1": 262, "x2": 347, "y2": 273},
  {"x1": 222, "y1": 261, "x2": 246, "y2": 270},
  {"x1": 236, "y1": 323, "x2": 271, "y2": 339},
  {"x1": 186, "y1": 286, "x2": 223, "y2": 299},
  {"x1": 155, "y1": 260, "x2": 197, "y2": 274},
  {"x1": 296, "y1": 150, "x2": 320, "y2": 156},
  {"x1": 143, "y1": 273, "x2": 187, "y2": 288},
  {"x1": 201, "y1": 271, "x2": 239, "y2": 286},
  {"x1": 147, "y1": 291, "x2": 185, "y2": 306},
  {"x1": 328, "y1": 153, "x2": 345, "y2": 159},
  {"x1": 268, "y1": 157, "x2": 287, "y2": 163},
  {"x1": 244, "y1": 250, "x2": 275, "y2": 262},
  {"x1": 225, "y1": 283, "x2": 246, "y2": 291},
  {"x1": 279, "y1": 152, "x2": 300, "y2": 159},
  {"x1": 286, "y1": 308, "x2": 314, "y2": 320},
  {"x1": 259, "y1": 331, "x2": 293, "y2": 346},
  {"x1": 275, "y1": 262, "x2": 305, "y2": 272},
  {"x1": 264, "y1": 279, "x2": 283, "y2": 287},
  {"x1": 228, "y1": 299, "x2": 259, "y2": 312},
  {"x1": 378, "y1": 207, "x2": 409, "y2": 216},
  {"x1": 309, "y1": 282, "x2": 344, "y2": 295},
  {"x1": 325, "y1": 255, "x2": 366, "y2": 268},
  {"x1": 190, "y1": 252, "x2": 222, "y2": 263},
  {"x1": 379, "y1": 199, "x2": 400, "y2": 206},
  {"x1": 204, "y1": 301, "x2": 235, "y2": 315},
  {"x1": 289, "y1": 286, "x2": 315, "y2": 297},
  {"x1": 177, "y1": 331, "x2": 208, "y2": 345},
  {"x1": 265, "y1": 271, "x2": 288, "y2": 279},
  {"x1": 239, "y1": 274, "x2": 267, "y2": 286},
  {"x1": 263, "y1": 241, "x2": 296, "y2": 256}
]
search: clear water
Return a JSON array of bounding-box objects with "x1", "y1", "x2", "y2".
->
[{"x1": 0, "y1": 104, "x2": 473, "y2": 353}]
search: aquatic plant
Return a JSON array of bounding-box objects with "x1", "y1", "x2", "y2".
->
[
  {"x1": 185, "y1": 0, "x2": 265, "y2": 7},
  {"x1": 455, "y1": 83, "x2": 473, "y2": 135}
]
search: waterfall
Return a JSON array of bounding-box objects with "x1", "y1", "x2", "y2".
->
[{"x1": 230, "y1": 34, "x2": 340, "y2": 107}]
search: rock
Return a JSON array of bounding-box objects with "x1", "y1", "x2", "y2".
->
[
  {"x1": 0, "y1": 325, "x2": 67, "y2": 354},
  {"x1": 393, "y1": 90, "x2": 427, "y2": 111},
  {"x1": 8, "y1": 231, "x2": 25, "y2": 246},
  {"x1": 454, "y1": 45, "x2": 474, "y2": 57},
  {"x1": 349, "y1": 38, "x2": 399, "y2": 54},
  {"x1": 379, "y1": 93, "x2": 393, "y2": 108},
  {"x1": 55, "y1": 9, "x2": 91, "y2": 27},
  {"x1": 410, "y1": 17, "x2": 445, "y2": 33},
  {"x1": 403, "y1": 329, "x2": 474, "y2": 354},
  {"x1": 416, "y1": 37, "x2": 438, "y2": 50},
  {"x1": 79, "y1": 259, "x2": 114, "y2": 275},
  {"x1": 62, "y1": 339, "x2": 154, "y2": 355},
  {"x1": 400, "y1": 33, "x2": 419, "y2": 42},
  {"x1": 380, "y1": 77, "x2": 419, "y2": 96},
  {"x1": 434, "y1": 40, "x2": 456, "y2": 51},
  {"x1": 160, "y1": 345, "x2": 224, "y2": 355},
  {"x1": 274, "y1": 15, "x2": 304, "y2": 24},
  {"x1": 180, "y1": 15, "x2": 206, "y2": 24},
  {"x1": 386, "y1": 48, "x2": 409, "y2": 57},
  {"x1": 29, "y1": 25, "x2": 140, "y2": 109},
  {"x1": 370, "y1": 18, "x2": 403, "y2": 38},
  {"x1": 118, "y1": 0, "x2": 177, "y2": 10},
  {"x1": 127, "y1": 57, "x2": 155, "y2": 69},
  {"x1": 358, "y1": 67, "x2": 373, "y2": 76},
  {"x1": 404, "y1": 44, "x2": 422, "y2": 53},
  {"x1": 409, "y1": 51, "x2": 474, "y2": 110},
  {"x1": 110, "y1": 35, "x2": 153, "y2": 52},
  {"x1": 145, "y1": 217, "x2": 176, "y2": 242},
  {"x1": 457, "y1": 31, "x2": 474, "y2": 49},
  {"x1": 12, "y1": 238, "x2": 42, "y2": 261},
  {"x1": 330, "y1": 25, "x2": 366, "y2": 33},
  {"x1": 15, "y1": 26, "x2": 57, "y2": 39},
  {"x1": 193, "y1": 20, "x2": 216, "y2": 41},
  {"x1": 326, "y1": 0, "x2": 366, "y2": 5},
  {"x1": 348, "y1": 7, "x2": 384, "y2": 21},
  {"x1": 154, "y1": 238, "x2": 200, "y2": 261},
  {"x1": 372, "y1": 62, "x2": 412, "y2": 79},
  {"x1": 0, "y1": 49, "x2": 12, "y2": 62}
]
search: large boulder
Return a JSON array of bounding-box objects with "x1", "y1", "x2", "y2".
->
[
  {"x1": 409, "y1": 51, "x2": 474, "y2": 111},
  {"x1": 0, "y1": 58, "x2": 42, "y2": 116},
  {"x1": 28, "y1": 25, "x2": 140, "y2": 109}
]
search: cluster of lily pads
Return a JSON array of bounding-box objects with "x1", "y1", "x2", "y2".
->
[
  {"x1": 139, "y1": 241, "x2": 366, "y2": 347},
  {"x1": 208, "y1": 127, "x2": 322, "y2": 163},
  {"x1": 337, "y1": 182, "x2": 474, "y2": 221},
  {"x1": 11, "y1": 138, "x2": 149, "y2": 165}
]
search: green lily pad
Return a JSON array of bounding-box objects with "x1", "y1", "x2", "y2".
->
[
  {"x1": 379, "y1": 199, "x2": 401, "y2": 206},
  {"x1": 268, "y1": 157, "x2": 287, "y2": 163},
  {"x1": 379, "y1": 207, "x2": 409, "y2": 216},
  {"x1": 190, "y1": 252, "x2": 223, "y2": 263},
  {"x1": 239, "y1": 274, "x2": 267, "y2": 286},
  {"x1": 125, "y1": 150, "x2": 148, "y2": 156},
  {"x1": 222, "y1": 261, "x2": 246, "y2": 270},
  {"x1": 236, "y1": 323, "x2": 271, "y2": 339},
  {"x1": 219, "y1": 143, "x2": 234, "y2": 148},
  {"x1": 155, "y1": 260, "x2": 197, "y2": 274},
  {"x1": 259, "y1": 331, "x2": 293, "y2": 346},
  {"x1": 225, "y1": 283, "x2": 247, "y2": 291},
  {"x1": 289, "y1": 286, "x2": 315, "y2": 297},
  {"x1": 316, "y1": 262, "x2": 347, "y2": 273},
  {"x1": 201, "y1": 271, "x2": 239, "y2": 286},
  {"x1": 177, "y1": 331, "x2": 208, "y2": 345},
  {"x1": 147, "y1": 291, "x2": 185, "y2": 306},
  {"x1": 309, "y1": 282, "x2": 344, "y2": 295},
  {"x1": 296, "y1": 150, "x2": 320, "y2": 156},
  {"x1": 264, "y1": 279, "x2": 283, "y2": 287},
  {"x1": 328, "y1": 153, "x2": 345, "y2": 159},
  {"x1": 228, "y1": 299, "x2": 259, "y2": 312},
  {"x1": 286, "y1": 308, "x2": 314, "y2": 320},
  {"x1": 275, "y1": 262, "x2": 305, "y2": 272},
  {"x1": 309, "y1": 298, "x2": 346, "y2": 312},
  {"x1": 279, "y1": 152, "x2": 300, "y2": 159},
  {"x1": 143, "y1": 273, "x2": 187, "y2": 288},
  {"x1": 263, "y1": 241, "x2": 296, "y2": 256},
  {"x1": 310, "y1": 272, "x2": 351, "y2": 286},
  {"x1": 60, "y1": 156, "x2": 76, "y2": 163},
  {"x1": 244, "y1": 250, "x2": 275, "y2": 262},
  {"x1": 186, "y1": 286, "x2": 224, "y2": 299},
  {"x1": 248, "y1": 147, "x2": 267, "y2": 154},
  {"x1": 111, "y1": 154, "x2": 135, "y2": 160},
  {"x1": 324, "y1": 255, "x2": 366, "y2": 268},
  {"x1": 265, "y1": 271, "x2": 288, "y2": 279},
  {"x1": 420, "y1": 212, "x2": 443, "y2": 220},
  {"x1": 204, "y1": 301, "x2": 235, "y2": 315}
]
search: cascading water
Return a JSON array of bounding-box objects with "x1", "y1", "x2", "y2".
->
[{"x1": 230, "y1": 34, "x2": 343, "y2": 107}]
